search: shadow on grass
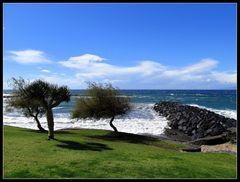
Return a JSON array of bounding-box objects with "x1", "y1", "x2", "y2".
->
[
  {"x1": 55, "y1": 139, "x2": 113, "y2": 151},
  {"x1": 5, "y1": 169, "x2": 43, "y2": 178},
  {"x1": 86, "y1": 132, "x2": 159, "y2": 145},
  {"x1": 20, "y1": 129, "x2": 74, "y2": 135}
]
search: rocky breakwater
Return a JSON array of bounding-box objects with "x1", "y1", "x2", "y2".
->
[{"x1": 153, "y1": 101, "x2": 236, "y2": 145}]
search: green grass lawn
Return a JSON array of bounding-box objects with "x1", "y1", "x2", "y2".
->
[{"x1": 3, "y1": 125, "x2": 236, "y2": 179}]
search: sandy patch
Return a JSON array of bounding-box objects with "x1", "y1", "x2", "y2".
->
[{"x1": 201, "y1": 143, "x2": 237, "y2": 154}]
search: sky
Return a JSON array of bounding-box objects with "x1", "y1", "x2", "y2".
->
[{"x1": 3, "y1": 3, "x2": 237, "y2": 89}]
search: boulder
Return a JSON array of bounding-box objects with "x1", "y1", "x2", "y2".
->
[
  {"x1": 190, "y1": 133, "x2": 229, "y2": 145},
  {"x1": 154, "y1": 101, "x2": 236, "y2": 145},
  {"x1": 181, "y1": 147, "x2": 201, "y2": 152},
  {"x1": 164, "y1": 128, "x2": 192, "y2": 142},
  {"x1": 226, "y1": 127, "x2": 236, "y2": 144}
]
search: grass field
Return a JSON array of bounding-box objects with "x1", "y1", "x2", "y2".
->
[{"x1": 3, "y1": 125, "x2": 237, "y2": 179}]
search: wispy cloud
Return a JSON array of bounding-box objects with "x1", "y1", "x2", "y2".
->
[
  {"x1": 5, "y1": 52, "x2": 235, "y2": 89},
  {"x1": 37, "y1": 74, "x2": 85, "y2": 89},
  {"x1": 8, "y1": 49, "x2": 52, "y2": 64},
  {"x1": 59, "y1": 55, "x2": 219, "y2": 79},
  {"x1": 210, "y1": 71, "x2": 237, "y2": 84},
  {"x1": 59, "y1": 54, "x2": 106, "y2": 69},
  {"x1": 59, "y1": 54, "x2": 166, "y2": 77},
  {"x1": 41, "y1": 69, "x2": 51, "y2": 73},
  {"x1": 163, "y1": 59, "x2": 218, "y2": 77},
  {"x1": 58, "y1": 54, "x2": 236, "y2": 89}
]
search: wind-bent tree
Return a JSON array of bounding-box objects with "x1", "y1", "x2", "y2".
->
[
  {"x1": 24, "y1": 79, "x2": 71, "y2": 139},
  {"x1": 6, "y1": 77, "x2": 71, "y2": 139},
  {"x1": 5, "y1": 78, "x2": 46, "y2": 132},
  {"x1": 72, "y1": 82, "x2": 131, "y2": 132}
]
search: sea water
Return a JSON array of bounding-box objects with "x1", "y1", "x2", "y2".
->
[{"x1": 3, "y1": 90, "x2": 237, "y2": 137}]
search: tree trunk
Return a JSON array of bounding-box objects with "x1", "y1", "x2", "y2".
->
[
  {"x1": 109, "y1": 116, "x2": 118, "y2": 132},
  {"x1": 46, "y1": 109, "x2": 54, "y2": 139},
  {"x1": 34, "y1": 116, "x2": 46, "y2": 132}
]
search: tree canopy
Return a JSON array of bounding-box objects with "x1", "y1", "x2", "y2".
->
[
  {"x1": 72, "y1": 82, "x2": 131, "y2": 132},
  {"x1": 6, "y1": 77, "x2": 71, "y2": 139},
  {"x1": 5, "y1": 77, "x2": 46, "y2": 132}
]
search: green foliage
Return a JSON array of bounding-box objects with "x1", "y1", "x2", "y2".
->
[
  {"x1": 23, "y1": 79, "x2": 71, "y2": 108},
  {"x1": 6, "y1": 77, "x2": 71, "y2": 117},
  {"x1": 6, "y1": 77, "x2": 71, "y2": 137},
  {"x1": 72, "y1": 82, "x2": 131, "y2": 119},
  {"x1": 5, "y1": 77, "x2": 45, "y2": 118}
]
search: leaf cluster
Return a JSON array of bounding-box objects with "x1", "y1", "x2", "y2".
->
[
  {"x1": 72, "y1": 82, "x2": 131, "y2": 119},
  {"x1": 5, "y1": 77, "x2": 71, "y2": 117},
  {"x1": 23, "y1": 79, "x2": 71, "y2": 108},
  {"x1": 5, "y1": 77, "x2": 45, "y2": 118}
]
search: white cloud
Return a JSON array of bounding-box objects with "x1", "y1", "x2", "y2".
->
[
  {"x1": 3, "y1": 81, "x2": 9, "y2": 89},
  {"x1": 58, "y1": 54, "x2": 236, "y2": 89},
  {"x1": 60, "y1": 54, "x2": 166, "y2": 77},
  {"x1": 37, "y1": 74, "x2": 85, "y2": 89},
  {"x1": 210, "y1": 71, "x2": 237, "y2": 84},
  {"x1": 162, "y1": 59, "x2": 218, "y2": 78},
  {"x1": 59, "y1": 54, "x2": 106, "y2": 69},
  {"x1": 8, "y1": 50, "x2": 52, "y2": 64},
  {"x1": 41, "y1": 69, "x2": 50, "y2": 73},
  {"x1": 8, "y1": 53, "x2": 233, "y2": 89},
  {"x1": 182, "y1": 59, "x2": 218, "y2": 74},
  {"x1": 101, "y1": 79, "x2": 123, "y2": 84}
]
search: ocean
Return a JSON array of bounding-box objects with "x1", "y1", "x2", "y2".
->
[{"x1": 3, "y1": 90, "x2": 237, "y2": 137}]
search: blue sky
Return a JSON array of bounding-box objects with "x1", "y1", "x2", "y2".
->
[{"x1": 3, "y1": 3, "x2": 237, "y2": 89}]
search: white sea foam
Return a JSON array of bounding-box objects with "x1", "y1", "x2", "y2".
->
[
  {"x1": 195, "y1": 94, "x2": 204, "y2": 96},
  {"x1": 3, "y1": 93, "x2": 12, "y2": 97},
  {"x1": 187, "y1": 104, "x2": 237, "y2": 120},
  {"x1": 52, "y1": 107, "x2": 64, "y2": 110},
  {"x1": 131, "y1": 95, "x2": 151, "y2": 98},
  {"x1": 3, "y1": 103, "x2": 169, "y2": 136},
  {"x1": 3, "y1": 99, "x2": 236, "y2": 136}
]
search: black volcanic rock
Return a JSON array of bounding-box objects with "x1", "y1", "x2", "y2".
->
[
  {"x1": 153, "y1": 101, "x2": 236, "y2": 145},
  {"x1": 190, "y1": 133, "x2": 229, "y2": 145}
]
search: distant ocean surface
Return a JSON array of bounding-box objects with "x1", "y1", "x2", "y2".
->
[{"x1": 3, "y1": 90, "x2": 237, "y2": 137}]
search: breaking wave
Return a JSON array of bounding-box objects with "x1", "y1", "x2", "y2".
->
[
  {"x1": 3, "y1": 103, "x2": 169, "y2": 136},
  {"x1": 187, "y1": 104, "x2": 237, "y2": 120}
]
